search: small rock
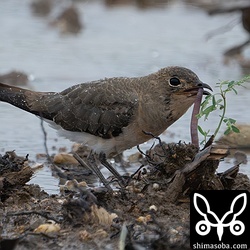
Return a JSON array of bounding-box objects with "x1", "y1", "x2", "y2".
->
[
  {"x1": 51, "y1": 6, "x2": 83, "y2": 34},
  {"x1": 79, "y1": 230, "x2": 92, "y2": 241},
  {"x1": 0, "y1": 70, "x2": 29, "y2": 86},
  {"x1": 31, "y1": 0, "x2": 52, "y2": 16},
  {"x1": 128, "y1": 152, "x2": 143, "y2": 163},
  {"x1": 30, "y1": 163, "x2": 44, "y2": 171},
  {"x1": 92, "y1": 229, "x2": 108, "y2": 239},
  {"x1": 217, "y1": 124, "x2": 250, "y2": 148},
  {"x1": 234, "y1": 151, "x2": 248, "y2": 164},
  {"x1": 136, "y1": 214, "x2": 152, "y2": 224},
  {"x1": 34, "y1": 221, "x2": 60, "y2": 233},
  {"x1": 149, "y1": 205, "x2": 157, "y2": 211},
  {"x1": 90, "y1": 204, "x2": 118, "y2": 226},
  {"x1": 53, "y1": 153, "x2": 78, "y2": 164},
  {"x1": 152, "y1": 183, "x2": 160, "y2": 190},
  {"x1": 59, "y1": 179, "x2": 87, "y2": 193}
]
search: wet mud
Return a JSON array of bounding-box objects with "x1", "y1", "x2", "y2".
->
[{"x1": 1, "y1": 142, "x2": 249, "y2": 250}]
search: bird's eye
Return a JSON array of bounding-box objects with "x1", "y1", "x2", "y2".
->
[{"x1": 169, "y1": 77, "x2": 181, "y2": 87}]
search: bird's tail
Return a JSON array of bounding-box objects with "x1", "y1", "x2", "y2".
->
[
  {"x1": 0, "y1": 83, "x2": 33, "y2": 111},
  {"x1": 0, "y1": 82, "x2": 50, "y2": 118}
]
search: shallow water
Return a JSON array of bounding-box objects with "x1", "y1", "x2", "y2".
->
[{"x1": 0, "y1": 0, "x2": 250, "y2": 193}]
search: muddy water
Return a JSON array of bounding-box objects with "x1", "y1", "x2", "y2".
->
[{"x1": 0, "y1": 0, "x2": 250, "y2": 193}]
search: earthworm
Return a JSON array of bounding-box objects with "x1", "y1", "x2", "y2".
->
[{"x1": 191, "y1": 88, "x2": 204, "y2": 148}]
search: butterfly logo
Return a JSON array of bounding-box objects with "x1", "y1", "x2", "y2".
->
[{"x1": 193, "y1": 193, "x2": 247, "y2": 241}]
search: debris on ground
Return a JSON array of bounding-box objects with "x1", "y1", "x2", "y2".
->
[{"x1": 0, "y1": 142, "x2": 250, "y2": 249}]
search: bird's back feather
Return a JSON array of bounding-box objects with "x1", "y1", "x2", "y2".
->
[{"x1": 0, "y1": 79, "x2": 139, "y2": 139}]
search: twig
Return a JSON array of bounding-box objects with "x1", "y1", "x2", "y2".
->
[
  {"x1": 27, "y1": 232, "x2": 58, "y2": 239},
  {"x1": 180, "y1": 146, "x2": 212, "y2": 175},
  {"x1": 142, "y1": 130, "x2": 168, "y2": 156},
  {"x1": 130, "y1": 164, "x2": 145, "y2": 179},
  {"x1": 202, "y1": 134, "x2": 215, "y2": 150},
  {"x1": 6, "y1": 210, "x2": 61, "y2": 223},
  {"x1": 119, "y1": 223, "x2": 128, "y2": 250},
  {"x1": 136, "y1": 145, "x2": 147, "y2": 157}
]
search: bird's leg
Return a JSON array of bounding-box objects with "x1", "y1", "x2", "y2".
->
[
  {"x1": 114, "y1": 153, "x2": 130, "y2": 169},
  {"x1": 73, "y1": 152, "x2": 113, "y2": 192},
  {"x1": 98, "y1": 152, "x2": 126, "y2": 187}
]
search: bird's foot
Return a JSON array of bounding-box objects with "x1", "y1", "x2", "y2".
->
[
  {"x1": 73, "y1": 152, "x2": 113, "y2": 192},
  {"x1": 99, "y1": 152, "x2": 127, "y2": 188}
]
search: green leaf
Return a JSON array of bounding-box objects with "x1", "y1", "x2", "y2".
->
[
  {"x1": 200, "y1": 139, "x2": 206, "y2": 145},
  {"x1": 197, "y1": 75, "x2": 249, "y2": 145},
  {"x1": 231, "y1": 88, "x2": 238, "y2": 95},
  {"x1": 203, "y1": 105, "x2": 216, "y2": 114},
  {"x1": 216, "y1": 98, "x2": 223, "y2": 104},
  {"x1": 220, "y1": 80, "x2": 229, "y2": 86},
  {"x1": 232, "y1": 125, "x2": 240, "y2": 133},
  {"x1": 224, "y1": 128, "x2": 231, "y2": 135},
  {"x1": 212, "y1": 95, "x2": 216, "y2": 106},
  {"x1": 196, "y1": 113, "x2": 202, "y2": 119},
  {"x1": 198, "y1": 125, "x2": 205, "y2": 136},
  {"x1": 200, "y1": 96, "x2": 212, "y2": 111},
  {"x1": 228, "y1": 118, "x2": 236, "y2": 124}
]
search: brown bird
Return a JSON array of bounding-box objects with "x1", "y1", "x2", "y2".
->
[{"x1": 0, "y1": 66, "x2": 211, "y2": 188}]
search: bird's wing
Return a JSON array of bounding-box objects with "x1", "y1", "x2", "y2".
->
[{"x1": 31, "y1": 79, "x2": 139, "y2": 139}]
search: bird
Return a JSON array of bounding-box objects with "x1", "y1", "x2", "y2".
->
[{"x1": 0, "y1": 66, "x2": 211, "y2": 189}]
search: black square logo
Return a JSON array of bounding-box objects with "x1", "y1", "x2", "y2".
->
[{"x1": 190, "y1": 190, "x2": 250, "y2": 250}]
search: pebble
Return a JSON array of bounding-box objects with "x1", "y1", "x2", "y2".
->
[
  {"x1": 152, "y1": 183, "x2": 160, "y2": 190},
  {"x1": 34, "y1": 221, "x2": 60, "y2": 233},
  {"x1": 217, "y1": 124, "x2": 250, "y2": 148},
  {"x1": 149, "y1": 205, "x2": 157, "y2": 212},
  {"x1": 53, "y1": 153, "x2": 78, "y2": 164}
]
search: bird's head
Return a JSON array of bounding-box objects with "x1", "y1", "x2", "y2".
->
[{"x1": 157, "y1": 66, "x2": 212, "y2": 98}]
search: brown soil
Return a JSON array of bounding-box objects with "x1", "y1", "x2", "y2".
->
[{"x1": 0, "y1": 143, "x2": 249, "y2": 250}]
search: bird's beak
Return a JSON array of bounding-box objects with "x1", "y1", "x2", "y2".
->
[
  {"x1": 199, "y1": 82, "x2": 213, "y2": 95},
  {"x1": 184, "y1": 82, "x2": 213, "y2": 96}
]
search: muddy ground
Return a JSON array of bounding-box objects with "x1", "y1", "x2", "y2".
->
[{"x1": 0, "y1": 142, "x2": 250, "y2": 250}]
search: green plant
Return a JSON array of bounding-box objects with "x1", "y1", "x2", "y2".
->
[{"x1": 197, "y1": 75, "x2": 250, "y2": 145}]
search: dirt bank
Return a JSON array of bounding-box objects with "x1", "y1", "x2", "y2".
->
[{"x1": 0, "y1": 142, "x2": 249, "y2": 250}]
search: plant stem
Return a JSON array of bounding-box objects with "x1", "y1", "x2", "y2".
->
[{"x1": 213, "y1": 88, "x2": 226, "y2": 138}]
